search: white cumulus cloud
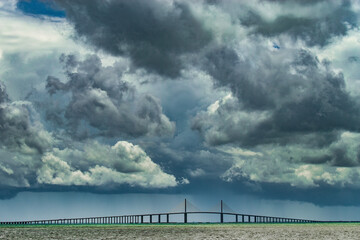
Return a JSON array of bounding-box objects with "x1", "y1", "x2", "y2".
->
[{"x1": 37, "y1": 141, "x2": 177, "y2": 188}]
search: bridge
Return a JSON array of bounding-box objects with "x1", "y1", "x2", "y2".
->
[{"x1": 0, "y1": 199, "x2": 326, "y2": 225}]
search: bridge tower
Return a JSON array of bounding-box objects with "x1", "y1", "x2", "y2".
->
[
  {"x1": 220, "y1": 200, "x2": 224, "y2": 223},
  {"x1": 184, "y1": 198, "x2": 188, "y2": 223}
]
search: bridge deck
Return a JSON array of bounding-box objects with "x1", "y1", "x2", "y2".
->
[
  {"x1": 1, "y1": 199, "x2": 350, "y2": 225},
  {"x1": 0, "y1": 211, "x2": 320, "y2": 225}
]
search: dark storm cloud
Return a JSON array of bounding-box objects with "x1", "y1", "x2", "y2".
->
[
  {"x1": 228, "y1": 180, "x2": 360, "y2": 206},
  {"x1": 53, "y1": 0, "x2": 212, "y2": 77},
  {"x1": 0, "y1": 186, "x2": 20, "y2": 200},
  {"x1": 264, "y1": 0, "x2": 327, "y2": 4},
  {"x1": 4, "y1": 0, "x2": 360, "y2": 204},
  {"x1": 240, "y1": 1, "x2": 357, "y2": 46},
  {"x1": 348, "y1": 56, "x2": 360, "y2": 63},
  {"x1": 46, "y1": 54, "x2": 175, "y2": 138},
  {"x1": 302, "y1": 146, "x2": 360, "y2": 167},
  {"x1": 0, "y1": 82, "x2": 9, "y2": 103},
  {"x1": 194, "y1": 47, "x2": 360, "y2": 149},
  {"x1": 0, "y1": 82, "x2": 51, "y2": 154}
]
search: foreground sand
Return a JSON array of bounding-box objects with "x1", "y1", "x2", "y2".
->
[{"x1": 1, "y1": 223, "x2": 360, "y2": 240}]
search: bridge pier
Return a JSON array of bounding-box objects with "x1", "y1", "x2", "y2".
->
[
  {"x1": 184, "y1": 198, "x2": 188, "y2": 223},
  {"x1": 220, "y1": 200, "x2": 224, "y2": 223}
]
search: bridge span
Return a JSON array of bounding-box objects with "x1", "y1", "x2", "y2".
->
[{"x1": 0, "y1": 199, "x2": 324, "y2": 225}]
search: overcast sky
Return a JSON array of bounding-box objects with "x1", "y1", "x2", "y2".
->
[{"x1": 1, "y1": 0, "x2": 360, "y2": 221}]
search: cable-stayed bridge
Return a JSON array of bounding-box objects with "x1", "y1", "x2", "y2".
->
[{"x1": 0, "y1": 199, "x2": 342, "y2": 225}]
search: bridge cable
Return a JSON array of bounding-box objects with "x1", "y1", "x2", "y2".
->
[
  {"x1": 186, "y1": 200, "x2": 201, "y2": 212},
  {"x1": 222, "y1": 202, "x2": 235, "y2": 213},
  {"x1": 170, "y1": 200, "x2": 187, "y2": 213}
]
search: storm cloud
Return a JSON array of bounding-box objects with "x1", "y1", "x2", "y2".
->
[
  {"x1": 0, "y1": 82, "x2": 52, "y2": 155},
  {"x1": 53, "y1": 0, "x2": 212, "y2": 77},
  {"x1": 194, "y1": 47, "x2": 360, "y2": 148},
  {"x1": 2, "y1": 0, "x2": 360, "y2": 205},
  {"x1": 46, "y1": 54, "x2": 175, "y2": 138},
  {"x1": 216, "y1": 0, "x2": 358, "y2": 47},
  {"x1": 0, "y1": 79, "x2": 178, "y2": 194}
]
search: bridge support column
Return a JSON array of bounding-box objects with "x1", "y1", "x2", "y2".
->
[
  {"x1": 158, "y1": 214, "x2": 161, "y2": 223},
  {"x1": 220, "y1": 200, "x2": 224, "y2": 223},
  {"x1": 184, "y1": 198, "x2": 188, "y2": 223},
  {"x1": 150, "y1": 215, "x2": 152, "y2": 223},
  {"x1": 141, "y1": 215, "x2": 143, "y2": 224},
  {"x1": 167, "y1": 214, "x2": 169, "y2": 223}
]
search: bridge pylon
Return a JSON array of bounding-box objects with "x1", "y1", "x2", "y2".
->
[
  {"x1": 184, "y1": 198, "x2": 187, "y2": 223},
  {"x1": 220, "y1": 200, "x2": 224, "y2": 223}
]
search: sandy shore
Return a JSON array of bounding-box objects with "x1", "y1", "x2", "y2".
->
[{"x1": 1, "y1": 223, "x2": 360, "y2": 240}]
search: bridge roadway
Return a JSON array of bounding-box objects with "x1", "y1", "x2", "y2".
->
[{"x1": 0, "y1": 211, "x2": 320, "y2": 225}]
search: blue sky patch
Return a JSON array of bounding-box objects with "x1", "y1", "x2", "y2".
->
[
  {"x1": 16, "y1": 0, "x2": 65, "y2": 18},
  {"x1": 273, "y1": 43, "x2": 280, "y2": 49}
]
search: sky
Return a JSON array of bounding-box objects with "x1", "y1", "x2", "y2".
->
[{"x1": 1, "y1": 0, "x2": 360, "y2": 221}]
